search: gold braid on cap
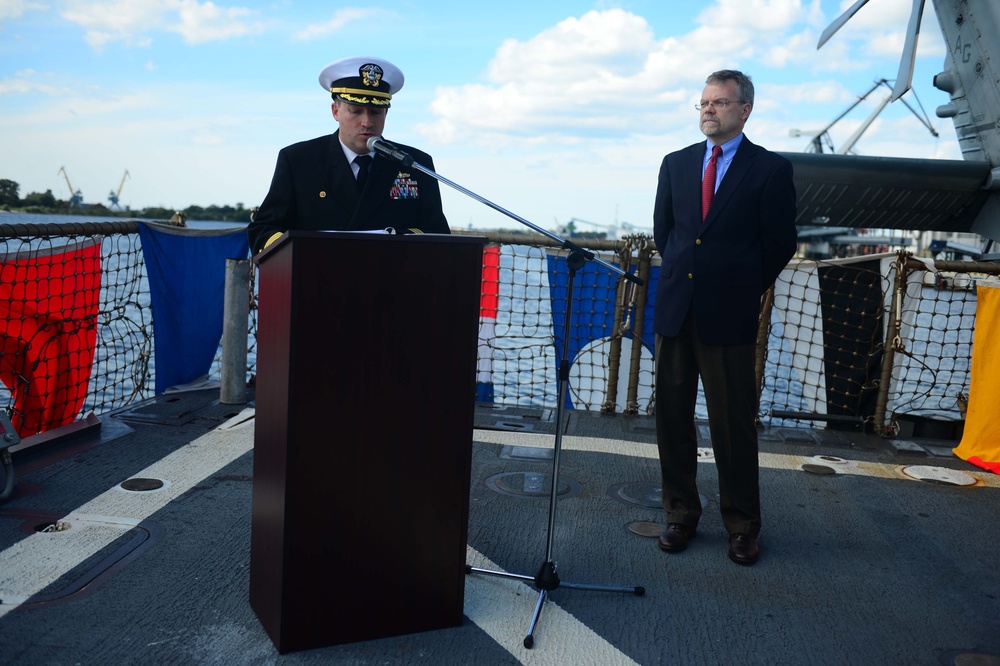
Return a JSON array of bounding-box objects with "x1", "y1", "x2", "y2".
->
[{"x1": 330, "y1": 87, "x2": 392, "y2": 106}]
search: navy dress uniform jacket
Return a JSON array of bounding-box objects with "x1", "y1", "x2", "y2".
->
[
  {"x1": 652, "y1": 137, "x2": 797, "y2": 346},
  {"x1": 248, "y1": 130, "x2": 450, "y2": 254}
]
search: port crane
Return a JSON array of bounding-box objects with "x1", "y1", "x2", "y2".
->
[
  {"x1": 108, "y1": 170, "x2": 130, "y2": 209},
  {"x1": 57, "y1": 166, "x2": 83, "y2": 207}
]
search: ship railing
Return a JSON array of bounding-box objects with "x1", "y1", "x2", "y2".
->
[{"x1": 2, "y1": 220, "x2": 997, "y2": 442}]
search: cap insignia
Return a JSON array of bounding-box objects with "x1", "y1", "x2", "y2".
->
[{"x1": 359, "y1": 64, "x2": 383, "y2": 88}]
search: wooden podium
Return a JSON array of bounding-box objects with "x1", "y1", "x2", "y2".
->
[{"x1": 249, "y1": 231, "x2": 486, "y2": 653}]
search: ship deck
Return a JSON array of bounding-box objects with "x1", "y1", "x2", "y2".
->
[{"x1": 1, "y1": 388, "x2": 998, "y2": 665}]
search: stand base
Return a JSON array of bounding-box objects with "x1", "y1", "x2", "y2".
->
[
  {"x1": 465, "y1": 563, "x2": 645, "y2": 649},
  {"x1": 463, "y1": 248, "x2": 645, "y2": 649}
]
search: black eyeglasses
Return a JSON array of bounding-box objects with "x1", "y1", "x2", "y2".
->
[{"x1": 695, "y1": 99, "x2": 744, "y2": 110}]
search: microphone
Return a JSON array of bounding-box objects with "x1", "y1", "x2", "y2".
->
[{"x1": 366, "y1": 136, "x2": 414, "y2": 166}]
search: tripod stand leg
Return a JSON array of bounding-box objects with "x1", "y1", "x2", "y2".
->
[
  {"x1": 464, "y1": 564, "x2": 534, "y2": 584},
  {"x1": 524, "y1": 589, "x2": 548, "y2": 649},
  {"x1": 560, "y1": 580, "x2": 646, "y2": 595},
  {"x1": 465, "y1": 249, "x2": 645, "y2": 650}
]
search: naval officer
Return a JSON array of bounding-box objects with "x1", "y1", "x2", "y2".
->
[{"x1": 248, "y1": 56, "x2": 450, "y2": 255}]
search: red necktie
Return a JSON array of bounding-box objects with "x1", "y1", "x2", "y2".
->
[{"x1": 701, "y1": 145, "x2": 722, "y2": 220}]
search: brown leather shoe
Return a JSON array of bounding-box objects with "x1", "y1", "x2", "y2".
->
[
  {"x1": 728, "y1": 533, "x2": 759, "y2": 565},
  {"x1": 658, "y1": 523, "x2": 696, "y2": 553}
]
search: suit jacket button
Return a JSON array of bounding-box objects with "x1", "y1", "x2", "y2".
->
[
  {"x1": 688, "y1": 273, "x2": 694, "y2": 279},
  {"x1": 695, "y1": 238, "x2": 702, "y2": 245},
  {"x1": 319, "y1": 191, "x2": 327, "y2": 198}
]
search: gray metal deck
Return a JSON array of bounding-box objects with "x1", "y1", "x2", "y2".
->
[{"x1": 1, "y1": 389, "x2": 998, "y2": 665}]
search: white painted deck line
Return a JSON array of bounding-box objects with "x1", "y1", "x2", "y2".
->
[
  {"x1": 464, "y1": 546, "x2": 639, "y2": 663},
  {"x1": 0, "y1": 409, "x2": 257, "y2": 617},
  {"x1": 472, "y1": 429, "x2": 1000, "y2": 487}
]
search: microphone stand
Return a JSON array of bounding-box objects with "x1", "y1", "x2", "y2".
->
[{"x1": 372, "y1": 139, "x2": 645, "y2": 649}]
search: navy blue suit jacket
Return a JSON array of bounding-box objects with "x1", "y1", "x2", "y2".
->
[
  {"x1": 652, "y1": 136, "x2": 797, "y2": 345},
  {"x1": 248, "y1": 131, "x2": 449, "y2": 254}
]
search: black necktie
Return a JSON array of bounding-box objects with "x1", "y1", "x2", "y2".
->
[{"x1": 354, "y1": 154, "x2": 372, "y2": 192}]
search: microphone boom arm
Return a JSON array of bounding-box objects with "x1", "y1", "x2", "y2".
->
[
  {"x1": 365, "y1": 140, "x2": 650, "y2": 645},
  {"x1": 391, "y1": 146, "x2": 642, "y2": 285},
  {"x1": 394, "y1": 134, "x2": 653, "y2": 644}
]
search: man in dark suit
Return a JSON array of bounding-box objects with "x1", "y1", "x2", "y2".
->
[
  {"x1": 652, "y1": 70, "x2": 797, "y2": 565},
  {"x1": 248, "y1": 56, "x2": 449, "y2": 255}
]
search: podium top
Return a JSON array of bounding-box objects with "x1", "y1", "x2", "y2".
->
[{"x1": 254, "y1": 230, "x2": 488, "y2": 264}]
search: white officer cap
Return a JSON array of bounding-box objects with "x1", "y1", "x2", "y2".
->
[{"x1": 318, "y1": 56, "x2": 404, "y2": 107}]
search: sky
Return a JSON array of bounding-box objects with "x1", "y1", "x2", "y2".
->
[{"x1": 0, "y1": 0, "x2": 964, "y2": 232}]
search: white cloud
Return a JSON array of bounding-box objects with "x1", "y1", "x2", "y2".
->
[
  {"x1": 0, "y1": 0, "x2": 46, "y2": 21},
  {"x1": 695, "y1": 0, "x2": 813, "y2": 34},
  {"x1": 58, "y1": 0, "x2": 166, "y2": 48},
  {"x1": 486, "y1": 9, "x2": 655, "y2": 80},
  {"x1": 770, "y1": 79, "x2": 857, "y2": 107},
  {"x1": 423, "y1": 2, "x2": 951, "y2": 149},
  {"x1": 0, "y1": 69, "x2": 71, "y2": 97},
  {"x1": 422, "y1": 3, "x2": 856, "y2": 145},
  {"x1": 292, "y1": 8, "x2": 390, "y2": 41},
  {"x1": 170, "y1": 0, "x2": 264, "y2": 44},
  {"x1": 56, "y1": 0, "x2": 263, "y2": 49},
  {"x1": 423, "y1": 9, "x2": 719, "y2": 144}
]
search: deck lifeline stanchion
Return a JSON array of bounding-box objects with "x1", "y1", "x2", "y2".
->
[
  {"x1": 0, "y1": 410, "x2": 21, "y2": 501},
  {"x1": 221, "y1": 258, "x2": 250, "y2": 405},
  {"x1": 366, "y1": 135, "x2": 647, "y2": 648}
]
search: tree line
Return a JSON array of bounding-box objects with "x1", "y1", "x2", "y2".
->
[{"x1": 0, "y1": 178, "x2": 253, "y2": 223}]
